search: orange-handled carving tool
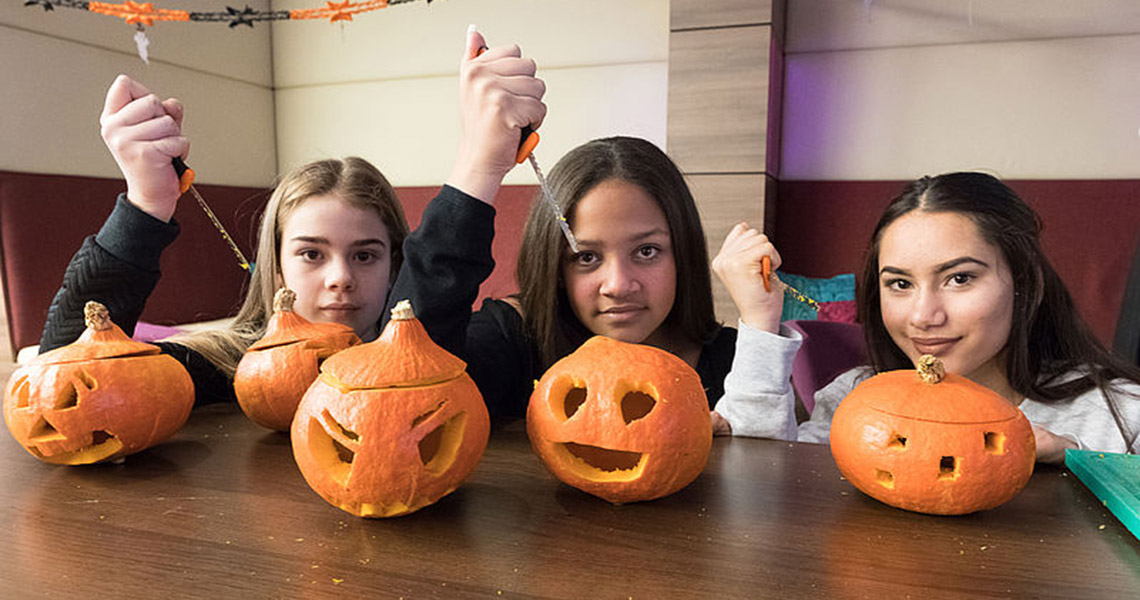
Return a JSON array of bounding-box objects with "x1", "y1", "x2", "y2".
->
[
  {"x1": 760, "y1": 254, "x2": 820, "y2": 311},
  {"x1": 172, "y1": 157, "x2": 253, "y2": 273},
  {"x1": 474, "y1": 36, "x2": 579, "y2": 253}
]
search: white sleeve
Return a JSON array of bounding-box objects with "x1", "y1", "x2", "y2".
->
[
  {"x1": 714, "y1": 321, "x2": 802, "y2": 440},
  {"x1": 797, "y1": 367, "x2": 871, "y2": 444}
]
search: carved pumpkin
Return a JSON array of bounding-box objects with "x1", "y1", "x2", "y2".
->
[
  {"x1": 829, "y1": 355, "x2": 1035, "y2": 515},
  {"x1": 234, "y1": 288, "x2": 360, "y2": 431},
  {"x1": 3, "y1": 301, "x2": 194, "y2": 464},
  {"x1": 527, "y1": 336, "x2": 712, "y2": 504},
  {"x1": 291, "y1": 300, "x2": 490, "y2": 517}
]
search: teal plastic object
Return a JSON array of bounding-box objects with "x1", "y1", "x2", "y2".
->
[{"x1": 1065, "y1": 449, "x2": 1140, "y2": 540}]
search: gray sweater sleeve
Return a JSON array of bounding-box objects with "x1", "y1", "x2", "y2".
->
[{"x1": 713, "y1": 321, "x2": 802, "y2": 439}]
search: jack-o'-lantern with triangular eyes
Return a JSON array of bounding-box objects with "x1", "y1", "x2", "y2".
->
[
  {"x1": 3, "y1": 301, "x2": 194, "y2": 465},
  {"x1": 291, "y1": 300, "x2": 490, "y2": 518},
  {"x1": 527, "y1": 336, "x2": 712, "y2": 504},
  {"x1": 234, "y1": 288, "x2": 360, "y2": 431},
  {"x1": 830, "y1": 355, "x2": 1035, "y2": 515}
]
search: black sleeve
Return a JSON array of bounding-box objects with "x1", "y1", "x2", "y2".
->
[
  {"x1": 39, "y1": 195, "x2": 179, "y2": 353},
  {"x1": 385, "y1": 185, "x2": 496, "y2": 359},
  {"x1": 156, "y1": 342, "x2": 238, "y2": 408},
  {"x1": 697, "y1": 326, "x2": 738, "y2": 408},
  {"x1": 465, "y1": 299, "x2": 539, "y2": 421}
]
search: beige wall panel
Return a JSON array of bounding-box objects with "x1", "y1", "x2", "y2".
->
[
  {"x1": 781, "y1": 34, "x2": 1140, "y2": 180},
  {"x1": 275, "y1": 62, "x2": 666, "y2": 187},
  {"x1": 786, "y1": 0, "x2": 1140, "y2": 53},
  {"x1": 0, "y1": 0, "x2": 272, "y2": 86},
  {"x1": 686, "y1": 173, "x2": 771, "y2": 326},
  {"x1": 271, "y1": 0, "x2": 666, "y2": 88},
  {"x1": 0, "y1": 27, "x2": 276, "y2": 186},
  {"x1": 668, "y1": 26, "x2": 770, "y2": 174},
  {"x1": 671, "y1": 0, "x2": 773, "y2": 30}
]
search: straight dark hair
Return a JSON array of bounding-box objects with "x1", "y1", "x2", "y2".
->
[
  {"x1": 516, "y1": 136, "x2": 720, "y2": 368},
  {"x1": 858, "y1": 172, "x2": 1140, "y2": 444}
]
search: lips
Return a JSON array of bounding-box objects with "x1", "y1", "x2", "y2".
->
[
  {"x1": 320, "y1": 303, "x2": 360, "y2": 312},
  {"x1": 911, "y1": 337, "x2": 959, "y2": 355},
  {"x1": 598, "y1": 305, "x2": 645, "y2": 321}
]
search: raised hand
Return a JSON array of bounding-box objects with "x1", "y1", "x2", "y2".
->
[
  {"x1": 446, "y1": 26, "x2": 548, "y2": 204},
  {"x1": 712, "y1": 222, "x2": 784, "y2": 333},
  {"x1": 99, "y1": 74, "x2": 189, "y2": 222}
]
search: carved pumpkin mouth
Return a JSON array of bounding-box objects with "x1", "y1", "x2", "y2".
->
[
  {"x1": 554, "y1": 442, "x2": 647, "y2": 482},
  {"x1": 28, "y1": 426, "x2": 124, "y2": 465}
]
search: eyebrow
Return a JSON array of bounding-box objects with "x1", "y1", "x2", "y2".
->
[
  {"x1": 287, "y1": 235, "x2": 387, "y2": 248},
  {"x1": 880, "y1": 256, "x2": 990, "y2": 277},
  {"x1": 574, "y1": 227, "x2": 671, "y2": 247}
]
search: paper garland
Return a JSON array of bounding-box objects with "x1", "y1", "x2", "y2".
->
[{"x1": 22, "y1": 0, "x2": 426, "y2": 28}]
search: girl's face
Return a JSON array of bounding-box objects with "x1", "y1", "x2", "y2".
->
[
  {"x1": 877, "y1": 211, "x2": 1015, "y2": 391},
  {"x1": 562, "y1": 179, "x2": 677, "y2": 347},
  {"x1": 278, "y1": 194, "x2": 392, "y2": 341}
]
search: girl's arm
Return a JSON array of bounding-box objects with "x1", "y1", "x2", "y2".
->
[
  {"x1": 710, "y1": 222, "x2": 796, "y2": 436},
  {"x1": 712, "y1": 321, "x2": 802, "y2": 439},
  {"x1": 386, "y1": 28, "x2": 546, "y2": 361},
  {"x1": 40, "y1": 75, "x2": 188, "y2": 352}
]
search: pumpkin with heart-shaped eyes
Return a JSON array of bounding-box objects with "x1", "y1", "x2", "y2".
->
[
  {"x1": 829, "y1": 355, "x2": 1035, "y2": 515},
  {"x1": 234, "y1": 288, "x2": 360, "y2": 431},
  {"x1": 291, "y1": 300, "x2": 490, "y2": 518},
  {"x1": 527, "y1": 336, "x2": 712, "y2": 504},
  {"x1": 3, "y1": 301, "x2": 194, "y2": 465}
]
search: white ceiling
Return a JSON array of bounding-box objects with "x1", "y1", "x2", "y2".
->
[{"x1": 786, "y1": 0, "x2": 1140, "y2": 53}]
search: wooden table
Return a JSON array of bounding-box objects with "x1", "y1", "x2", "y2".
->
[{"x1": 1, "y1": 404, "x2": 1137, "y2": 599}]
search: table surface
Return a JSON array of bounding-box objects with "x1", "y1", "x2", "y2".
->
[{"x1": 1, "y1": 403, "x2": 1137, "y2": 599}]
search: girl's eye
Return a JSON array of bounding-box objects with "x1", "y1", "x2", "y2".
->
[
  {"x1": 948, "y1": 272, "x2": 975, "y2": 287},
  {"x1": 354, "y1": 251, "x2": 379, "y2": 264},
  {"x1": 634, "y1": 245, "x2": 661, "y2": 261},
  {"x1": 883, "y1": 278, "x2": 911, "y2": 292},
  {"x1": 569, "y1": 251, "x2": 599, "y2": 267},
  {"x1": 299, "y1": 249, "x2": 322, "y2": 262}
]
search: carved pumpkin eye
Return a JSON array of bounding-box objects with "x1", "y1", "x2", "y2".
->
[
  {"x1": 310, "y1": 408, "x2": 359, "y2": 486},
  {"x1": 620, "y1": 390, "x2": 656, "y2": 424},
  {"x1": 563, "y1": 386, "x2": 587, "y2": 420}
]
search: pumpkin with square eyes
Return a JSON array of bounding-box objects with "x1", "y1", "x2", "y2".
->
[
  {"x1": 526, "y1": 336, "x2": 712, "y2": 504},
  {"x1": 291, "y1": 300, "x2": 490, "y2": 518},
  {"x1": 3, "y1": 301, "x2": 194, "y2": 465},
  {"x1": 829, "y1": 355, "x2": 1036, "y2": 515},
  {"x1": 234, "y1": 288, "x2": 360, "y2": 431}
]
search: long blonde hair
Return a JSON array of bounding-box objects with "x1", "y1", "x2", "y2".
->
[{"x1": 174, "y1": 157, "x2": 408, "y2": 376}]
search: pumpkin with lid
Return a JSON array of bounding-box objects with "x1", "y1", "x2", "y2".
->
[
  {"x1": 3, "y1": 301, "x2": 194, "y2": 464},
  {"x1": 527, "y1": 336, "x2": 712, "y2": 504},
  {"x1": 829, "y1": 355, "x2": 1035, "y2": 515},
  {"x1": 234, "y1": 288, "x2": 360, "y2": 431},
  {"x1": 291, "y1": 300, "x2": 490, "y2": 517}
]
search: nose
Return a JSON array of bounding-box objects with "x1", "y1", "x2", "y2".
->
[
  {"x1": 598, "y1": 258, "x2": 639, "y2": 298},
  {"x1": 909, "y1": 286, "x2": 946, "y2": 330},
  {"x1": 324, "y1": 256, "x2": 356, "y2": 292}
]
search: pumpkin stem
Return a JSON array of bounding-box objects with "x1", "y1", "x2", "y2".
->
[
  {"x1": 273, "y1": 288, "x2": 297, "y2": 313},
  {"x1": 84, "y1": 301, "x2": 113, "y2": 332},
  {"x1": 390, "y1": 299, "x2": 415, "y2": 321},
  {"x1": 917, "y1": 354, "x2": 945, "y2": 384}
]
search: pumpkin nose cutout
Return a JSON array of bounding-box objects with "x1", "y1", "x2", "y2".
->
[{"x1": 621, "y1": 391, "x2": 656, "y2": 424}]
